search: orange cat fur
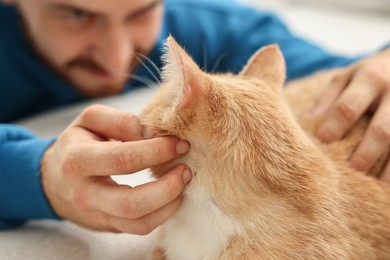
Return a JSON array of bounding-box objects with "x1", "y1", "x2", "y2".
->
[{"x1": 140, "y1": 36, "x2": 390, "y2": 259}]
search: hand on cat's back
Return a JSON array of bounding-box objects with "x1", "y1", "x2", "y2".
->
[
  {"x1": 311, "y1": 47, "x2": 390, "y2": 183},
  {"x1": 40, "y1": 104, "x2": 192, "y2": 234}
]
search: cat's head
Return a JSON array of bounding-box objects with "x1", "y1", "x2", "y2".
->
[{"x1": 140, "y1": 36, "x2": 289, "y2": 178}]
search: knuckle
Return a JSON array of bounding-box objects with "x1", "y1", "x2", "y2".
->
[
  {"x1": 60, "y1": 146, "x2": 81, "y2": 176},
  {"x1": 103, "y1": 217, "x2": 123, "y2": 233},
  {"x1": 71, "y1": 188, "x2": 90, "y2": 211},
  {"x1": 91, "y1": 213, "x2": 109, "y2": 230},
  {"x1": 80, "y1": 104, "x2": 104, "y2": 121},
  {"x1": 371, "y1": 124, "x2": 390, "y2": 141},
  {"x1": 113, "y1": 149, "x2": 136, "y2": 172},
  {"x1": 117, "y1": 112, "x2": 138, "y2": 130},
  {"x1": 351, "y1": 153, "x2": 372, "y2": 172},
  {"x1": 120, "y1": 197, "x2": 143, "y2": 219},
  {"x1": 115, "y1": 112, "x2": 140, "y2": 139},
  {"x1": 363, "y1": 68, "x2": 389, "y2": 88},
  {"x1": 335, "y1": 102, "x2": 357, "y2": 123},
  {"x1": 330, "y1": 71, "x2": 347, "y2": 85}
]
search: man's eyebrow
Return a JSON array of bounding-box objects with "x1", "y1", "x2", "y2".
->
[
  {"x1": 47, "y1": 3, "x2": 101, "y2": 17},
  {"x1": 47, "y1": 0, "x2": 162, "y2": 19},
  {"x1": 127, "y1": 0, "x2": 162, "y2": 20}
]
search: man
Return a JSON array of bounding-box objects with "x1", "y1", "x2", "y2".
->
[{"x1": 1, "y1": 0, "x2": 389, "y2": 234}]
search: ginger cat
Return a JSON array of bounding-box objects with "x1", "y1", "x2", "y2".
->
[{"x1": 140, "y1": 36, "x2": 390, "y2": 259}]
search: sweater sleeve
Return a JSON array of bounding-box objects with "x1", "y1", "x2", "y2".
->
[
  {"x1": 381, "y1": 42, "x2": 390, "y2": 51},
  {"x1": 0, "y1": 124, "x2": 60, "y2": 229}
]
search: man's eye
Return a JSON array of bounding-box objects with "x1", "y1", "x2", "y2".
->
[{"x1": 68, "y1": 9, "x2": 90, "y2": 21}]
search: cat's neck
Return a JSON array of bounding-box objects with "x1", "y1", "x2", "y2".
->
[
  {"x1": 225, "y1": 101, "x2": 334, "y2": 188},
  {"x1": 192, "y1": 103, "x2": 339, "y2": 223},
  {"x1": 259, "y1": 108, "x2": 336, "y2": 188}
]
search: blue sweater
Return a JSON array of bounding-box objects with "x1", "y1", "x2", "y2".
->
[{"x1": 0, "y1": 0, "x2": 360, "y2": 228}]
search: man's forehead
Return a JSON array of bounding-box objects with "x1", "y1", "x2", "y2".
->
[{"x1": 44, "y1": 0, "x2": 158, "y2": 16}]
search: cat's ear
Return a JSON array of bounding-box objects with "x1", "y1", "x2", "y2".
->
[
  {"x1": 240, "y1": 44, "x2": 286, "y2": 88},
  {"x1": 161, "y1": 35, "x2": 205, "y2": 109}
]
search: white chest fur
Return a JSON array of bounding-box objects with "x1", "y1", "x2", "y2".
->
[{"x1": 159, "y1": 185, "x2": 241, "y2": 260}]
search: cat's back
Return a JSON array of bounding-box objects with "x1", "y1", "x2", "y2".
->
[{"x1": 284, "y1": 70, "x2": 390, "y2": 258}]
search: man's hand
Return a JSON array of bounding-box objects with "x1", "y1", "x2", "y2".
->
[
  {"x1": 41, "y1": 104, "x2": 191, "y2": 235},
  {"x1": 312, "y1": 47, "x2": 390, "y2": 182}
]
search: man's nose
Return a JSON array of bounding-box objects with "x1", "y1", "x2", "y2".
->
[{"x1": 95, "y1": 26, "x2": 133, "y2": 75}]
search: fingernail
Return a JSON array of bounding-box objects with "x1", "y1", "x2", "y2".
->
[
  {"x1": 176, "y1": 140, "x2": 190, "y2": 154},
  {"x1": 183, "y1": 169, "x2": 192, "y2": 184},
  {"x1": 143, "y1": 131, "x2": 154, "y2": 139}
]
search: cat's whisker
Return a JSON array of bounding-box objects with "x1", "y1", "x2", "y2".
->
[
  {"x1": 211, "y1": 52, "x2": 227, "y2": 73},
  {"x1": 134, "y1": 53, "x2": 162, "y2": 85},
  {"x1": 128, "y1": 74, "x2": 159, "y2": 90},
  {"x1": 135, "y1": 52, "x2": 162, "y2": 76},
  {"x1": 202, "y1": 40, "x2": 208, "y2": 71}
]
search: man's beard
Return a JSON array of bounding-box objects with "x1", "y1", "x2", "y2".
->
[{"x1": 64, "y1": 55, "x2": 141, "y2": 97}]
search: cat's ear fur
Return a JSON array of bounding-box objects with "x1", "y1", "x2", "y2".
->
[
  {"x1": 161, "y1": 35, "x2": 205, "y2": 110},
  {"x1": 240, "y1": 44, "x2": 286, "y2": 88}
]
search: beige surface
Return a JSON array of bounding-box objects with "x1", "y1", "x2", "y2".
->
[
  {"x1": 0, "y1": 220, "x2": 158, "y2": 260},
  {"x1": 1, "y1": 1, "x2": 390, "y2": 259}
]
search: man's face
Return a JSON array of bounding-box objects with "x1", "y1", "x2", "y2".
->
[{"x1": 7, "y1": 0, "x2": 163, "y2": 97}]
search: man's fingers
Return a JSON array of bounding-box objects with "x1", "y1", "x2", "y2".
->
[
  {"x1": 75, "y1": 104, "x2": 144, "y2": 141},
  {"x1": 104, "y1": 137, "x2": 190, "y2": 175},
  {"x1": 350, "y1": 97, "x2": 390, "y2": 172},
  {"x1": 315, "y1": 76, "x2": 380, "y2": 143},
  {"x1": 105, "y1": 137, "x2": 190, "y2": 175},
  {"x1": 89, "y1": 165, "x2": 191, "y2": 219},
  {"x1": 108, "y1": 196, "x2": 183, "y2": 235},
  {"x1": 310, "y1": 70, "x2": 350, "y2": 115},
  {"x1": 64, "y1": 136, "x2": 190, "y2": 176}
]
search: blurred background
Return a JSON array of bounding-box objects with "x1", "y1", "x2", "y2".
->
[
  {"x1": 3, "y1": 1, "x2": 390, "y2": 260},
  {"x1": 290, "y1": 0, "x2": 390, "y2": 12},
  {"x1": 242, "y1": 0, "x2": 390, "y2": 56}
]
